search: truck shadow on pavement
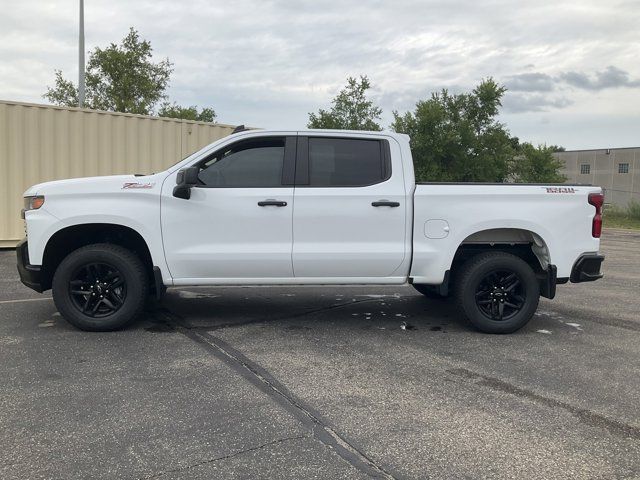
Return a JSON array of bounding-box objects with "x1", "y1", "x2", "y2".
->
[
  {"x1": 145, "y1": 287, "x2": 475, "y2": 334},
  {"x1": 139, "y1": 287, "x2": 586, "y2": 338}
]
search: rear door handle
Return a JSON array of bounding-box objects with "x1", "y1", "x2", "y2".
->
[
  {"x1": 372, "y1": 200, "x2": 400, "y2": 207},
  {"x1": 258, "y1": 200, "x2": 288, "y2": 207}
]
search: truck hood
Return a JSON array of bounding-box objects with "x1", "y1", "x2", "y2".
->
[{"x1": 23, "y1": 174, "x2": 162, "y2": 197}]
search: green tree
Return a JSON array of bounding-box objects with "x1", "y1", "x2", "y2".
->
[
  {"x1": 548, "y1": 145, "x2": 566, "y2": 152},
  {"x1": 391, "y1": 79, "x2": 566, "y2": 183},
  {"x1": 44, "y1": 28, "x2": 215, "y2": 121},
  {"x1": 392, "y1": 79, "x2": 515, "y2": 182},
  {"x1": 158, "y1": 102, "x2": 216, "y2": 122},
  {"x1": 308, "y1": 76, "x2": 382, "y2": 130},
  {"x1": 512, "y1": 143, "x2": 567, "y2": 183},
  {"x1": 44, "y1": 70, "x2": 79, "y2": 107},
  {"x1": 45, "y1": 28, "x2": 172, "y2": 114}
]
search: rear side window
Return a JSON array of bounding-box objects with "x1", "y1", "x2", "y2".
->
[
  {"x1": 308, "y1": 138, "x2": 389, "y2": 187},
  {"x1": 198, "y1": 137, "x2": 285, "y2": 187}
]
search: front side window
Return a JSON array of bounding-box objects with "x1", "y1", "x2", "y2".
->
[
  {"x1": 580, "y1": 164, "x2": 591, "y2": 175},
  {"x1": 618, "y1": 163, "x2": 629, "y2": 174},
  {"x1": 308, "y1": 138, "x2": 388, "y2": 187},
  {"x1": 198, "y1": 137, "x2": 285, "y2": 187}
]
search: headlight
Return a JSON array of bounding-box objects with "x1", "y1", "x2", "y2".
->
[{"x1": 22, "y1": 196, "x2": 45, "y2": 218}]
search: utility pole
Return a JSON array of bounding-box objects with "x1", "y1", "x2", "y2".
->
[{"x1": 78, "y1": 0, "x2": 85, "y2": 108}]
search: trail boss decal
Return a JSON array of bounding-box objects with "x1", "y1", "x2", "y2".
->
[
  {"x1": 545, "y1": 187, "x2": 576, "y2": 194},
  {"x1": 122, "y1": 182, "x2": 155, "y2": 189}
]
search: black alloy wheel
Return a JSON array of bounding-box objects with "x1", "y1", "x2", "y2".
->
[
  {"x1": 52, "y1": 244, "x2": 147, "y2": 331},
  {"x1": 455, "y1": 251, "x2": 540, "y2": 334},
  {"x1": 69, "y1": 262, "x2": 127, "y2": 317},
  {"x1": 474, "y1": 270, "x2": 526, "y2": 321}
]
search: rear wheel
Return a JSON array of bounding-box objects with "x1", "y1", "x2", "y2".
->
[
  {"x1": 52, "y1": 244, "x2": 147, "y2": 331},
  {"x1": 412, "y1": 284, "x2": 446, "y2": 299},
  {"x1": 455, "y1": 252, "x2": 539, "y2": 334}
]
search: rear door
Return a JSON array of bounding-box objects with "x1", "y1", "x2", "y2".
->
[{"x1": 292, "y1": 134, "x2": 407, "y2": 279}]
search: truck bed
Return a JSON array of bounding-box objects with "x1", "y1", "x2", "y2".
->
[{"x1": 409, "y1": 183, "x2": 602, "y2": 284}]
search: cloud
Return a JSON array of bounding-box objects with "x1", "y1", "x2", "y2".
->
[
  {"x1": 505, "y1": 73, "x2": 555, "y2": 92},
  {"x1": 500, "y1": 66, "x2": 640, "y2": 112},
  {"x1": 506, "y1": 66, "x2": 640, "y2": 95},
  {"x1": 502, "y1": 93, "x2": 573, "y2": 113},
  {"x1": 0, "y1": 0, "x2": 639, "y2": 146},
  {"x1": 559, "y1": 66, "x2": 640, "y2": 90}
]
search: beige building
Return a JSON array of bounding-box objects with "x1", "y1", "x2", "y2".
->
[
  {"x1": 555, "y1": 147, "x2": 639, "y2": 207},
  {"x1": 0, "y1": 100, "x2": 237, "y2": 247}
]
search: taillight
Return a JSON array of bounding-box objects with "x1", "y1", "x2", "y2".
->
[{"x1": 588, "y1": 192, "x2": 604, "y2": 238}]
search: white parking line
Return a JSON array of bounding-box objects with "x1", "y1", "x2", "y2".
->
[{"x1": 0, "y1": 297, "x2": 52, "y2": 305}]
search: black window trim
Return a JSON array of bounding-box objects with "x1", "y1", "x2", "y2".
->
[
  {"x1": 294, "y1": 135, "x2": 392, "y2": 188},
  {"x1": 193, "y1": 135, "x2": 297, "y2": 188}
]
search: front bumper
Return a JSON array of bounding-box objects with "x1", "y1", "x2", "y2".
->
[
  {"x1": 16, "y1": 239, "x2": 44, "y2": 293},
  {"x1": 570, "y1": 254, "x2": 605, "y2": 283}
]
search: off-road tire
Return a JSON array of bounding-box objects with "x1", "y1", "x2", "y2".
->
[
  {"x1": 454, "y1": 251, "x2": 539, "y2": 334},
  {"x1": 52, "y1": 244, "x2": 147, "y2": 331}
]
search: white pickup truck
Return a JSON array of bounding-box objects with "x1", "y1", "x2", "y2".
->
[{"x1": 18, "y1": 128, "x2": 605, "y2": 333}]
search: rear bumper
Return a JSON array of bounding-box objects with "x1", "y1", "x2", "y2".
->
[
  {"x1": 16, "y1": 239, "x2": 44, "y2": 293},
  {"x1": 570, "y1": 254, "x2": 605, "y2": 283}
]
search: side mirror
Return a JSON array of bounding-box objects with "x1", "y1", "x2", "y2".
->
[{"x1": 173, "y1": 166, "x2": 199, "y2": 199}]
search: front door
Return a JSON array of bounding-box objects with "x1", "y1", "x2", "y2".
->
[
  {"x1": 292, "y1": 135, "x2": 408, "y2": 279},
  {"x1": 161, "y1": 135, "x2": 296, "y2": 282}
]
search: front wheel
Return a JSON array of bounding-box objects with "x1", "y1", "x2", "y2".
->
[
  {"x1": 455, "y1": 252, "x2": 540, "y2": 334},
  {"x1": 52, "y1": 244, "x2": 148, "y2": 331}
]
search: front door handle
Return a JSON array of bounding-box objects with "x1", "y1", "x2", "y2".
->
[
  {"x1": 372, "y1": 200, "x2": 400, "y2": 207},
  {"x1": 258, "y1": 200, "x2": 288, "y2": 207}
]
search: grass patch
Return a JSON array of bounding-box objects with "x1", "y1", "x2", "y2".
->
[
  {"x1": 604, "y1": 200, "x2": 640, "y2": 230},
  {"x1": 604, "y1": 214, "x2": 640, "y2": 230}
]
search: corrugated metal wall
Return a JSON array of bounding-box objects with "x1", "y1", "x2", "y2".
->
[
  {"x1": 0, "y1": 100, "x2": 237, "y2": 246},
  {"x1": 556, "y1": 148, "x2": 639, "y2": 207}
]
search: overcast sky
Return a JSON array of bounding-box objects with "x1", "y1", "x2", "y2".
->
[{"x1": 1, "y1": 0, "x2": 639, "y2": 149}]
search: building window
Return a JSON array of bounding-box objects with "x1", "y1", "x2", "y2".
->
[
  {"x1": 618, "y1": 163, "x2": 629, "y2": 174},
  {"x1": 580, "y1": 164, "x2": 591, "y2": 175}
]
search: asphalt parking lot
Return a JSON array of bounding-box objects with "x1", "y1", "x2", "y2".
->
[{"x1": 1, "y1": 229, "x2": 639, "y2": 479}]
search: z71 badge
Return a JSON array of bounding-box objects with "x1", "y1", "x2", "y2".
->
[{"x1": 122, "y1": 182, "x2": 155, "y2": 189}]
